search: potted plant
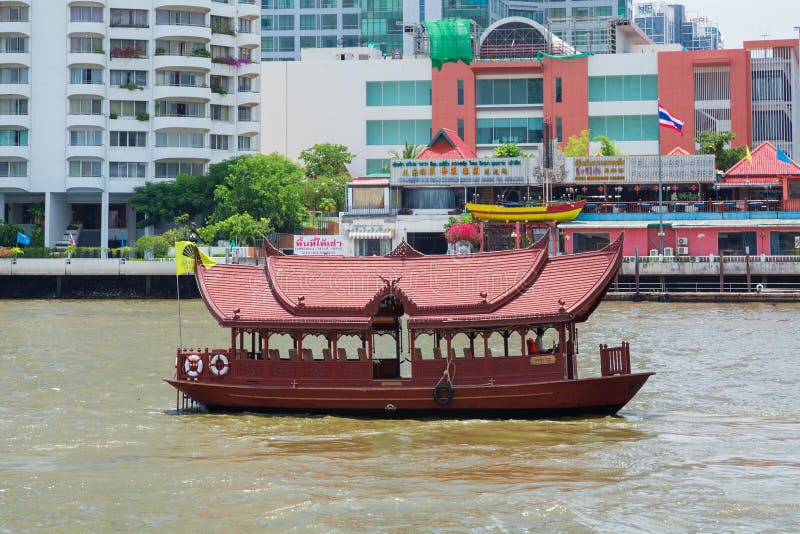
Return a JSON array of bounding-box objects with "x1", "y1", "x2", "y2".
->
[
  {"x1": 444, "y1": 221, "x2": 480, "y2": 254},
  {"x1": 135, "y1": 111, "x2": 149, "y2": 121}
]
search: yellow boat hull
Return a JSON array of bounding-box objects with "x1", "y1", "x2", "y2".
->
[{"x1": 465, "y1": 200, "x2": 585, "y2": 222}]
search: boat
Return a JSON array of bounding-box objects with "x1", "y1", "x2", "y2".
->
[
  {"x1": 465, "y1": 199, "x2": 586, "y2": 222},
  {"x1": 165, "y1": 234, "x2": 653, "y2": 417}
]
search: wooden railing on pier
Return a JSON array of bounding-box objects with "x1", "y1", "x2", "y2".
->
[{"x1": 599, "y1": 342, "x2": 631, "y2": 377}]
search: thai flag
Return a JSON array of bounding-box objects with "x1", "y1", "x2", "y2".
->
[
  {"x1": 68, "y1": 233, "x2": 77, "y2": 247},
  {"x1": 658, "y1": 104, "x2": 684, "y2": 135}
]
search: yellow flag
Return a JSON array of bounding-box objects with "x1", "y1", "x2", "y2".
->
[
  {"x1": 175, "y1": 241, "x2": 217, "y2": 276},
  {"x1": 745, "y1": 145, "x2": 752, "y2": 163}
]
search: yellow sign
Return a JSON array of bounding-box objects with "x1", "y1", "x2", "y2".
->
[{"x1": 529, "y1": 355, "x2": 556, "y2": 366}]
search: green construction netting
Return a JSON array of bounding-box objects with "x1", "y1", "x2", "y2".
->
[{"x1": 425, "y1": 19, "x2": 473, "y2": 70}]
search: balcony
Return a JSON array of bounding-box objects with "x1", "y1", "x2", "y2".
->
[
  {"x1": 68, "y1": 51, "x2": 106, "y2": 68},
  {"x1": 0, "y1": 145, "x2": 29, "y2": 160},
  {"x1": 153, "y1": 23, "x2": 211, "y2": 42},
  {"x1": 0, "y1": 82, "x2": 29, "y2": 98},
  {"x1": 234, "y1": 59, "x2": 259, "y2": 77},
  {"x1": 236, "y1": 31, "x2": 260, "y2": 48},
  {"x1": 237, "y1": 90, "x2": 259, "y2": 106},
  {"x1": 66, "y1": 144, "x2": 105, "y2": 159},
  {"x1": 152, "y1": 114, "x2": 210, "y2": 131},
  {"x1": 236, "y1": 0, "x2": 260, "y2": 18},
  {"x1": 153, "y1": 84, "x2": 210, "y2": 101},
  {"x1": 67, "y1": 21, "x2": 105, "y2": 36},
  {"x1": 236, "y1": 121, "x2": 258, "y2": 136},
  {"x1": 66, "y1": 175, "x2": 105, "y2": 192},
  {"x1": 68, "y1": 83, "x2": 106, "y2": 98},
  {"x1": 67, "y1": 113, "x2": 105, "y2": 129},
  {"x1": 153, "y1": 54, "x2": 211, "y2": 71},
  {"x1": 0, "y1": 52, "x2": 29, "y2": 67},
  {"x1": 0, "y1": 113, "x2": 30, "y2": 129},
  {"x1": 0, "y1": 20, "x2": 31, "y2": 36},
  {"x1": 152, "y1": 146, "x2": 210, "y2": 161},
  {"x1": 0, "y1": 175, "x2": 30, "y2": 192}
]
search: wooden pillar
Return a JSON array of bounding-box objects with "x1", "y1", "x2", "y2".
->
[
  {"x1": 445, "y1": 331, "x2": 452, "y2": 359},
  {"x1": 479, "y1": 221, "x2": 485, "y2": 252},
  {"x1": 238, "y1": 329, "x2": 244, "y2": 355},
  {"x1": 409, "y1": 331, "x2": 417, "y2": 360},
  {"x1": 332, "y1": 334, "x2": 339, "y2": 360},
  {"x1": 251, "y1": 330, "x2": 255, "y2": 359},
  {"x1": 520, "y1": 330, "x2": 526, "y2": 355},
  {"x1": 746, "y1": 252, "x2": 751, "y2": 291},
  {"x1": 296, "y1": 334, "x2": 304, "y2": 361},
  {"x1": 503, "y1": 331, "x2": 509, "y2": 357},
  {"x1": 719, "y1": 250, "x2": 725, "y2": 292},
  {"x1": 483, "y1": 332, "x2": 490, "y2": 357},
  {"x1": 367, "y1": 332, "x2": 372, "y2": 360},
  {"x1": 515, "y1": 221, "x2": 521, "y2": 249},
  {"x1": 230, "y1": 328, "x2": 236, "y2": 354},
  {"x1": 263, "y1": 331, "x2": 270, "y2": 360},
  {"x1": 468, "y1": 332, "x2": 475, "y2": 354}
]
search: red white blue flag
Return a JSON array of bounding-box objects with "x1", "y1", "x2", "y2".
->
[
  {"x1": 658, "y1": 104, "x2": 684, "y2": 135},
  {"x1": 68, "y1": 233, "x2": 77, "y2": 247}
]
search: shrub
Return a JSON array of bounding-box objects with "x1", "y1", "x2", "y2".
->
[
  {"x1": 134, "y1": 235, "x2": 170, "y2": 257},
  {"x1": 0, "y1": 223, "x2": 24, "y2": 247}
]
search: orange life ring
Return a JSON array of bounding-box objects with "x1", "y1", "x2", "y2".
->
[{"x1": 183, "y1": 354, "x2": 203, "y2": 378}]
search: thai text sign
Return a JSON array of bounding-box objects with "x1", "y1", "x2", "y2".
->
[
  {"x1": 293, "y1": 235, "x2": 344, "y2": 256},
  {"x1": 563, "y1": 155, "x2": 716, "y2": 184},
  {"x1": 390, "y1": 158, "x2": 533, "y2": 186}
]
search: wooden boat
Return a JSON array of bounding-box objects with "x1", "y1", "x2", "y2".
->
[
  {"x1": 165, "y1": 235, "x2": 653, "y2": 417},
  {"x1": 465, "y1": 199, "x2": 586, "y2": 222}
]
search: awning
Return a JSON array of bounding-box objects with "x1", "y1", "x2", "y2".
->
[
  {"x1": 348, "y1": 229, "x2": 393, "y2": 240},
  {"x1": 720, "y1": 177, "x2": 782, "y2": 186}
]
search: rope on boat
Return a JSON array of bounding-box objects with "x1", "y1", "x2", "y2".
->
[{"x1": 433, "y1": 352, "x2": 457, "y2": 405}]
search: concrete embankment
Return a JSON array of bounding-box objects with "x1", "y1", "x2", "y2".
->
[{"x1": 606, "y1": 291, "x2": 800, "y2": 303}]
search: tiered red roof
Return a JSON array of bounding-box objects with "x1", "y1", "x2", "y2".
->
[
  {"x1": 667, "y1": 146, "x2": 691, "y2": 156},
  {"x1": 416, "y1": 128, "x2": 477, "y2": 160},
  {"x1": 723, "y1": 142, "x2": 800, "y2": 184},
  {"x1": 194, "y1": 235, "x2": 623, "y2": 331}
]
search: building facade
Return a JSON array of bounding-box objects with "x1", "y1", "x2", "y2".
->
[
  {"x1": 634, "y1": 2, "x2": 722, "y2": 51},
  {"x1": 0, "y1": 0, "x2": 261, "y2": 248}
]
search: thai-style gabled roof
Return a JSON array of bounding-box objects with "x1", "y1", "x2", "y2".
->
[
  {"x1": 724, "y1": 142, "x2": 800, "y2": 178},
  {"x1": 416, "y1": 128, "x2": 478, "y2": 160},
  {"x1": 262, "y1": 239, "x2": 285, "y2": 257},
  {"x1": 194, "y1": 234, "x2": 623, "y2": 331},
  {"x1": 667, "y1": 146, "x2": 691, "y2": 156},
  {"x1": 384, "y1": 240, "x2": 424, "y2": 258}
]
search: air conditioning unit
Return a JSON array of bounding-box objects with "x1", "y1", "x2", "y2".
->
[
  {"x1": 664, "y1": 246, "x2": 675, "y2": 257},
  {"x1": 677, "y1": 237, "x2": 689, "y2": 246},
  {"x1": 677, "y1": 246, "x2": 689, "y2": 255},
  {"x1": 649, "y1": 249, "x2": 659, "y2": 257}
]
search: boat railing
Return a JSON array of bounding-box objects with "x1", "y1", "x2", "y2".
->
[{"x1": 599, "y1": 342, "x2": 631, "y2": 377}]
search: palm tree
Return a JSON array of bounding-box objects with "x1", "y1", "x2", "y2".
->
[{"x1": 389, "y1": 141, "x2": 423, "y2": 160}]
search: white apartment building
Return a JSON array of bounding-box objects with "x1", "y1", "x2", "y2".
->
[{"x1": 0, "y1": 0, "x2": 260, "y2": 249}]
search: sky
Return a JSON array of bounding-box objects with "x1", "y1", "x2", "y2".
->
[{"x1": 649, "y1": 0, "x2": 800, "y2": 48}]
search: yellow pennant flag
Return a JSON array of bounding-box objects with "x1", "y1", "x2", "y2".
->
[
  {"x1": 175, "y1": 241, "x2": 217, "y2": 276},
  {"x1": 745, "y1": 145, "x2": 753, "y2": 163}
]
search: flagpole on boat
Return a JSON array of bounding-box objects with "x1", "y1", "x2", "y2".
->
[
  {"x1": 657, "y1": 99, "x2": 664, "y2": 255},
  {"x1": 176, "y1": 273, "x2": 183, "y2": 349}
]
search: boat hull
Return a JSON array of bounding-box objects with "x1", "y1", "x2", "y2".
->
[
  {"x1": 465, "y1": 200, "x2": 586, "y2": 222},
  {"x1": 164, "y1": 372, "x2": 653, "y2": 417}
]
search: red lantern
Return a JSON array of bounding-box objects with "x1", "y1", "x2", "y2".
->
[
  {"x1": 653, "y1": 186, "x2": 659, "y2": 192},
  {"x1": 581, "y1": 186, "x2": 588, "y2": 193},
  {"x1": 672, "y1": 185, "x2": 678, "y2": 191},
  {"x1": 690, "y1": 184, "x2": 697, "y2": 191},
  {"x1": 633, "y1": 185, "x2": 640, "y2": 193},
  {"x1": 598, "y1": 186, "x2": 604, "y2": 193}
]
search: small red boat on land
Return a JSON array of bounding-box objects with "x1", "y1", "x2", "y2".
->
[{"x1": 165, "y1": 234, "x2": 653, "y2": 417}]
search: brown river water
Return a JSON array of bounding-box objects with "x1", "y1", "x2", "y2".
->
[{"x1": 1, "y1": 300, "x2": 798, "y2": 532}]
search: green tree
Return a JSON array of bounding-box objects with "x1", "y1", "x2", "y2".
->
[
  {"x1": 696, "y1": 130, "x2": 747, "y2": 171},
  {"x1": 199, "y1": 213, "x2": 272, "y2": 245},
  {"x1": 212, "y1": 153, "x2": 306, "y2": 233},
  {"x1": 562, "y1": 129, "x2": 590, "y2": 156},
  {"x1": 389, "y1": 141, "x2": 423, "y2": 160},
  {"x1": 492, "y1": 142, "x2": 527, "y2": 158},
  {"x1": 129, "y1": 156, "x2": 250, "y2": 226},
  {"x1": 299, "y1": 143, "x2": 354, "y2": 179},
  {"x1": 300, "y1": 174, "x2": 348, "y2": 214},
  {"x1": 594, "y1": 135, "x2": 621, "y2": 156},
  {"x1": 0, "y1": 222, "x2": 24, "y2": 247}
]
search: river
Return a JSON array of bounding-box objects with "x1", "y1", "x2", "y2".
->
[{"x1": 1, "y1": 300, "x2": 798, "y2": 532}]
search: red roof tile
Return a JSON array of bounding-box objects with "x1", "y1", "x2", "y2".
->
[
  {"x1": 416, "y1": 128, "x2": 477, "y2": 160},
  {"x1": 667, "y1": 146, "x2": 691, "y2": 156},
  {"x1": 724, "y1": 142, "x2": 800, "y2": 178}
]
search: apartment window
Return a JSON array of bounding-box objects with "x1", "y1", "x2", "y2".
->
[
  {"x1": 573, "y1": 233, "x2": 610, "y2": 253},
  {"x1": 299, "y1": 36, "x2": 317, "y2": 48},
  {"x1": 457, "y1": 118, "x2": 464, "y2": 140},
  {"x1": 210, "y1": 75, "x2": 232, "y2": 93},
  {"x1": 109, "y1": 162, "x2": 147, "y2": 178},
  {"x1": 366, "y1": 81, "x2": 432, "y2": 106},
  {"x1": 457, "y1": 79, "x2": 464, "y2": 105},
  {"x1": 0, "y1": 37, "x2": 28, "y2": 53},
  {"x1": 365, "y1": 120, "x2": 431, "y2": 145},
  {"x1": 70, "y1": 37, "x2": 104, "y2": 54},
  {"x1": 155, "y1": 10, "x2": 204, "y2": 26},
  {"x1": 549, "y1": 8, "x2": 566, "y2": 18},
  {"x1": 300, "y1": 15, "x2": 316, "y2": 30},
  {"x1": 69, "y1": 129, "x2": 103, "y2": 146},
  {"x1": 573, "y1": 7, "x2": 589, "y2": 17},
  {"x1": 210, "y1": 134, "x2": 230, "y2": 150},
  {"x1": 110, "y1": 39, "x2": 147, "y2": 58},
  {"x1": 69, "y1": 97, "x2": 101, "y2": 115},
  {"x1": 110, "y1": 70, "x2": 147, "y2": 87},
  {"x1": 300, "y1": 0, "x2": 317, "y2": 7},
  {"x1": 477, "y1": 117, "x2": 544, "y2": 145},
  {"x1": 210, "y1": 15, "x2": 235, "y2": 35},
  {"x1": 69, "y1": 159, "x2": 102, "y2": 177},
  {"x1": 476, "y1": 78, "x2": 543, "y2": 105},
  {"x1": 155, "y1": 161, "x2": 204, "y2": 178},
  {"x1": 238, "y1": 18, "x2": 252, "y2": 33},
  {"x1": 239, "y1": 47, "x2": 254, "y2": 62},
  {"x1": 588, "y1": 115, "x2": 659, "y2": 141},
  {"x1": 261, "y1": 16, "x2": 273, "y2": 31},
  {"x1": 342, "y1": 13, "x2": 359, "y2": 29},
  {"x1": 110, "y1": 100, "x2": 147, "y2": 117},
  {"x1": 366, "y1": 159, "x2": 389, "y2": 175},
  {"x1": 320, "y1": 0, "x2": 337, "y2": 7},
  {"x1": 157, "y1": 70, "x2": 203, "y2": 87},
  {"x1": 110, "y1": 9, "x2": 148, "y2": 27},
  {"x1": 237, "y1": 136, "x2": 252, "y2": 151},
  {"x1": 320, "y1": 36, "x2": 336, "y2": 48},
  {"x1": 211, "y1": 105, "x2": 231, "y2": 121},
  {"x1": 211, "y1": 45, "x2": 233, "y2": 61},
  {"x1": 110, "y1": 131, "x2": 147, "y2": 147},
  {"x1": 320, "y1": 14, "x2": 337, "y2": 30},
  {"x1": 70, "y1": 6, "x2": 103, "y2": 22},
  {"x1": 0, "y1": 129, "x2": 27, "y2": 146},
  {"x1": 238, "y1": 77, "x2": 253, "y2": 92},
  {"x1": 594, "y1": 6, "x2": 612, "y2": 17},
  {"x1": 342, "y1": 0, "x2": 357, "y2": 6},
  {"x1": 69, "y1": 68, "x2": 103, "y2": 84},
  {"x1": 277, "y1": 0, "x2": 294, "y2": 8},
  {"x1": 278, "y1": 37, "x2": 295, "y2": 52},
  {"x1": 0, "y1": 98, "x2": 27, "y2": 115},
  {"x1": 588, "y1": 75, "x2": 658, "y2": 102},
  {"x1": 278, "y1": 15, "x2": 294, "y2": 31},
  {"x1": 555, "y1": 77, "x2": 562, "y2": 103},
  {"x1": 238, "y1": 106, "x2": 252, "y2": 121},
  {"x1": 155, "y1": 39, "x2": 207, "y2": 56},
  {"x1": 155, "y1": 131, "x2": 204, "y2": 148},
  {"x1": 158, "y1": 101, "x2": 205, "y2": 118},
  {"x1": 0, "y1": 67, "x2": 28, "y2": 84},
  {"x1": 0, "y1": 160, "x2": 27, "y2": 177},
  {"x1": 0, "y1": 6, "x2": 29, "y2": 22}
]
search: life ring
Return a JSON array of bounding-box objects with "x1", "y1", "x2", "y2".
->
[
  {"x1": 756, "y1": 283, "x2": 764, "y2": 293},
  {"x1": 432, "y1": 383, "x2": 454, "y2": 405},
  {"x1": 209, "y1": 353, "x2": 230, "y2": 376},
  {"x1": 662, "y1": 293, "x2": 672, "y2": 302},
  {"x1": 183, "y1": 354, "x2": 203, "y2": 378}
]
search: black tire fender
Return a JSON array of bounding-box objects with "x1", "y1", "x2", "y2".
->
[{"x1": 433, "y1": 383, "x2": 454, "y2": 405}]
